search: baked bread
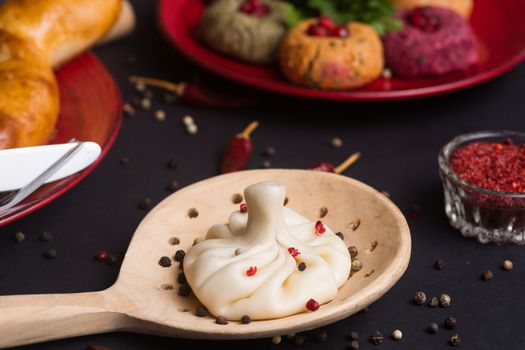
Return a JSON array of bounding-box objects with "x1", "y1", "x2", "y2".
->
[
  {"x1": 0, "y1": 0, "x2": 121, "y2": 149},
  {"x1": 391, "y1": 0, "x2": 473, "y2": 18}
]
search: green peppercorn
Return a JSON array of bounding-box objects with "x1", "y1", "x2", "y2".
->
[
  {"x1": 449, "y1": 334, "x2": 461, "y2": 346},
  {"x1": 351, "y1": 259, "x2": 363, "y2": 272}
]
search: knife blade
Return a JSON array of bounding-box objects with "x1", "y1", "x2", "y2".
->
[{"x1": 0, "y1": 142, "x2": 101, "y2": 192}]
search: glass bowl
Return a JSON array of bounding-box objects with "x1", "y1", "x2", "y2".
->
[{"x1": 438, "y1": 130, "x2": 525, "y2": 244}]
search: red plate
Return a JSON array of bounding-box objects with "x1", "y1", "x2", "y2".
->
[
  {"x1": 158, "y1": 0, "x2": 525, "y2": 101},
  {"x1": 0, "y1": 53, "x2": 122, "y2": 227}
]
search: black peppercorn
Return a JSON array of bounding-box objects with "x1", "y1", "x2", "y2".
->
[
  {"x1": 240, "y1": 315, "x2": 252, "y2": 324},
  {"x1": 39, "y1": 231, "x2": 53, "y2": 242},
  {"x1": 137, "y1": 198, "x2": 151, "y2": 210},
  {"x1": 349, "y1": 331, "x2": 359, "y2": 341},
  {"x1": 314, "y1": 330, "x2": 327, "y2": 342},
  {"x1": 348, "y1": 246, "x2": 358, "y2": 259},
  {"x1": 177, "y1": 272, "x2": 187, "y2": 284},
  {"x1": 434, "y1": 259, "x2": 445, "y2": 270},
  {"x1": 293, "y1": 334, "x2": 306, "y2": 346},
  {"x1": 350, "y1": 340, "x2": 359, "y2": 349},
  {"x1": 428, "y1": 296, "x2": 439, "y2": 308},
  {"x1": 166, "y1": 159, "x2": 177, "y2": 170},
  {"x1": 444, "y1": 316, "x2": 457, "y2": 329},
  {"x1": 298, "y1": 262, "x2": 306, "y2": 271},
  {"x1": 44, "y1": 248, "x2": 57, "y2": 259},
  {"x1": 428, "y1": 322, "x2": 439, "y2": 334},
  {"x1": 196, "y1": 305, "x2": 208, "y2": 317},
  {"x1": 106, "y1": 254, "x2": 118, "y2": 265},
  {"x1": 262, "y1": 146, "x2": 276, "y2": 158},
  {"x1": 166, "y1": 180, "x2": 179, "y2": 192},
  {"x1": 336, "y1": 232, "x2": 344, "y2": 240},
  {"x1": 174, "y1": 250, "x2": 186, "y2": 262},
  {"x1": 369, "y1": 331, "x2": 384, "y2": 345},
  {"x1": 216, "y1": 316, "x2": 228, "y2": 325},
  {"x1": 158, "y1": 256, "x2": 172, "y2": 267},
  {"x1": 178, "y1": 283, "x2": 191, "y2": 297},
  {"x1": 449, "y1": 334, "x2": 461, "y2": 346},
  {"x1": 482, "y1": 270, "x2": 493, "y2": 281},
  {"x1": 413, "y1": 291, "x2": 427, "y2": 305}
]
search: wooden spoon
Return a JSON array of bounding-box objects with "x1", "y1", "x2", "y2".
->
[{"x1": 0, "y1": 169, "x2": 411, "y2": 348}]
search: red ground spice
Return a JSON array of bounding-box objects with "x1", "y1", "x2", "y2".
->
[
  {"x1": 450, "y1": 141, "x2": 525, "y2": 193},
  {"x1": 246, "y1": 266, "x2": 257, "y2": 276}
]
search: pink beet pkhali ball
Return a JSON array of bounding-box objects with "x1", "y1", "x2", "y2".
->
[{"x1": 383, "y1": 6, "x2": 479, "y2": 79}]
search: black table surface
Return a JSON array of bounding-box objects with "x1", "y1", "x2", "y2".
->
[{"x1": 1, "y1": 1, "x2": 525, "y2": 349}]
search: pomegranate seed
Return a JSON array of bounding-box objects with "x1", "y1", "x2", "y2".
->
[
  {"x1": 495, "y1": 144, "x2": 504, "y2": 151},
  {"x1": 252, "y1": 5, "x2": 269, "y2": 16},
  {"x1": 318, "y1": 15, "x2": 335, "y2": 30},
  {"x1": 95, "y1": 251, "x2": 108, "y2": 261},
  {"x1": 239, "y1": 2, "x2": 255, "y2": 13},
  {"x1": 332, "y1": 25, "x2": 349, "y2": 38},
  {"x1": 307, "y1": 24, "x2": 331, "y2": 37},
  {"x1": 240, "y1": 203, "x2": 248, "y2": 213},
  {"x1": 246, "y1": 266, "x2": 257, "y2": 276},
  {"x1": 308, "y1": 162, "x2": 335, "y2": 172},
  {"x1": 306, "y1": 298, "x2": 320, "y2": 311},
  {"x1": 315, "y1": 220, "x2": 326, "y2": 235},
  {"x1": 288, "y1": 247, "x2": 300, "y2": 257},
  {"x1": 408, "y1": 7, "x2": 441, "y2": 32}
]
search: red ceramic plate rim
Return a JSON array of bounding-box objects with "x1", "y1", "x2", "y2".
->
[
  {"x1": 0, "y1": 53, "x2": 122, "y2": 227},
  {"x1": 157, "y1": 0, "x2": 525, "y2": 101}
]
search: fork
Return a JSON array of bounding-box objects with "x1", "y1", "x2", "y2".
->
[{"x1": 0, "y1": 142, "x2": 85, "y2": 216}]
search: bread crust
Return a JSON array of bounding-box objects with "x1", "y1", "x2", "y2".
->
[{"x1": 0, "y1": 0, "x2": 121, "y2": 149}]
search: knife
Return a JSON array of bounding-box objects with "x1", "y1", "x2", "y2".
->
[{"x1": 0, "y1": 142, "x2": 101, "y2": 192}]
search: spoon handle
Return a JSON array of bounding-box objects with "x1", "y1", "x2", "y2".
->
[{"x1": 0, "y1": 290, "x2": 126, "y2": 348}]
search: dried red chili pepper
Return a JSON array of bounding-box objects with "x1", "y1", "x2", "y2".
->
[
  {"x1": 221, "y1": 121, "x2": 259, "y2": 173},
  {"x1": 309, "y1": 152, "x2": 361, "y2": 174},
  {"x1": 129, "y1": 76, "x2": 258, "y2": 109}
]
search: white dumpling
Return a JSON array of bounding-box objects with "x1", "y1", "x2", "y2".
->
[{"x1": 183, "y1": 181, "x2": 351, "y2": 321}]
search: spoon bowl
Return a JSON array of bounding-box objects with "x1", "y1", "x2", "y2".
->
[{"x1": 0, "y1": 169, "x2": 411, "y2": 347}]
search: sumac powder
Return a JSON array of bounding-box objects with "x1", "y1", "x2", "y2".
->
[{"x1": 450, "y1": 141, "x2": 525, "y2": 193}]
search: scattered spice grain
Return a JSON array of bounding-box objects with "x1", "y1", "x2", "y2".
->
[
  {"x1": 349, "y1": 331, "x2": 359, "y2": 341},
  {"x1": 348, "y1": 246, "x2": 358, "y2": 259},
  {"x1": 369, "y1": 331, "x2": 384, "y2": 345},
  {"x1": 95, "y1": 251, "x2": 108, "y2": 262},
  {"x1": 298, "y1": 262, "x2": 306, "y2": 271},
  {"x1": 13, "y1": 231, "x2": 25, "y2": 242},
  {"x1": 262, "y1": 146, "x2": 276, "y2": 157},
  {"x1": 40, "y1": 231, "x2": 53, "y2": 242},
  {"x1": 350, "y1": 340, "x2": 360, "y2": 349},
  {"x1": 196, "y1": 305, "x2": 208, "y2": 317},
  {"x1": 215, "y1": 316, "x2": 228, "y2": 325},
  {"x1": 106, "y1": 254, "x2": 118, "y2": 265},
  {"x1": 158, "y1": 256, "x2": 172, "y2": 267},
  {"x1": 240, "y1": 315, "x2": 252, "y2": 324},
  {"x1": 262, "y1": 160, "x2": 271, "y2": 169},
  {"x1": 502, "y1": 260, "x2": 513, "y2": 271},
  {"x1": 293, "y1": 334, "x2": 306, "y2": 346},
  {"x1": 428, "y1": 322, "x2": 439, "y2": 334},
  {"x1": 336, "y1": 232, "x2": 344, "y2": 240},
  {"x1": 391, "y1": 329, "x2": 402, "y2": 341},
  {"x1": 178, "y1": 283, "x2": 191, "y2": 297},
  {"x1": 351, "y1": 259, "x2": 363, "y2": 272},
  {"x1": 440, "y1": 294, "x2": 451, "y2": 307},
  {"x1": 428, "y1": 296, "x2": 439, "y2": 308},
  {"x1": 414, "y1": 291, "x2": 427, "y2": 305},
  {"x1": 166, "y1": 159, "x2": 177, "y2": 169},
  {"x1": 434, "y1": 259, "x2": 445, "y2": 270},
  {"x1": 119, "y1": 157, "x2": 130, "y2": 165},
  {"x1": 177, "y1": 272, "x2": 187, "y2": 284},
  {"x1": 444, "y1": 316, "x2": 456, "y2": 329},
  {"x1": 271, "y1": 335, "x2": 282, "y2": 344},
  {"x1": 174, "y1": 250, "x2": 186, "y2": 262},
  {"x1": 482, "y1": 270, "x2": 494, "y2": 281},
  {"x1": 44, "y1": 248, "x2": 57, "y2": 259},
  {"x1": 166, "y1": 180, "x2": 179, "y2": 192},
  {"x1": 137, "y1": 198, "x2": 151, "y2": 210},
  {"x1": 449, "y1": 334, "x2": 461, "y2": 346},
  {"x1": 314, "y1": 330, "x2": 327, "y2": 342},
  {"x1": 306, "y1": 298, "x2": 320, "y2": 311}
]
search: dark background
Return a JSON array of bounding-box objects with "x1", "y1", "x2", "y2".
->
[{"x1": 1, "y1": 0, "x2": 524, "y2": 349}]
